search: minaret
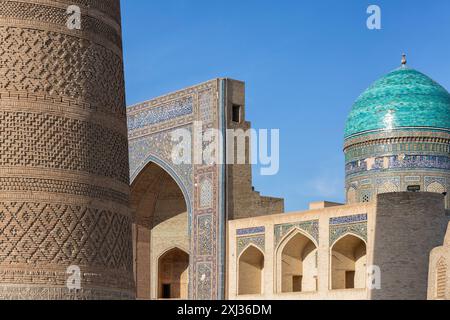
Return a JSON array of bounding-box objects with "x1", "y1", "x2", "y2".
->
[{"x1": 0, "y1": 1, "x2": 134, "y2": 299}]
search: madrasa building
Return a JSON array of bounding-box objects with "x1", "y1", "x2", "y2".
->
[{"x1": 0, "y1": 0, "x2": 448, "y2": 300}]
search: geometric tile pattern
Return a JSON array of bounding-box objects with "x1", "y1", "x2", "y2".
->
[
  {"x1": 0, "y1": 111, "x2": 130, "y2": 184},
  {"x1": 128, "y1": 79, "x2": 224, "y2": 300},
  {"x1": 0, "y1": 1, "x2": 121, "y2": 46},
  {"x1": 0, "y1": 0, "x2": 134, "y2": 299},
  {"x1": 199, "y1": 178, "x2": 213, "y2": 209}
]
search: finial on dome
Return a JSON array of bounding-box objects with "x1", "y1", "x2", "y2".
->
[{"x1": 401, "y1": 53, "x2": 407, "y2": 66}]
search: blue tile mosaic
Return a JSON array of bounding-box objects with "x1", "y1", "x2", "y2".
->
[
  {"x1": 237, "y1": 226, "x2": 265, "y2": 236},
  {"x1": 128, "y1": 97, "x2": 193, "y2": 131},
  {"x1": 346, "y1": 155, "x2": 450, "y2": 176},
  {"x1": 330, "y1": 214, "x2": 368, "y2": 225}
]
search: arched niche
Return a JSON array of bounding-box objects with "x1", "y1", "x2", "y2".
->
[
  {"x1": 238, "y1": 245, "x2": 264, "y2": 296},
  {"x1": 276, "y1": 229, "x2": 318, "y2": 293},
  {"x1": 158, "y1": 248, "x2": 190, "y2": 299}
]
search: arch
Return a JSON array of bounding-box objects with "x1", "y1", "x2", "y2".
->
[
  {"x1": 158, "y1": 247, "x2": 190, "y2": 299},
  {"x1": 436, "y1": 258, "x2": 447, "y2": 299},
  {"x1": 276, "y1": 228, "x2": 318, "y2": 293},
  {"x1": 347, "y1": 187, "x2": 357, "y2": 204},
  {"x1": 131, "y1": 160, "x2": 190, "y2": 300},
  {"x1": 377, "y1": 182, "x2": 398, "y2": 194},
  {"x1": 331, "y1": 234, "x2": 367, "y2": 290},
  {"x1": 238, "y1": 245, "x2": 264, "y2": 295}
]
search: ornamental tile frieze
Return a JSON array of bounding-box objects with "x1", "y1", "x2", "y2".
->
[{"x1": 329, "y1": 214, "x2": 368, "y2": 246}]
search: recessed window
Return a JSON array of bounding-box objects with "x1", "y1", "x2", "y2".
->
[{"x1": 232, "y1": 105, "x2": 241, "y2": 123}]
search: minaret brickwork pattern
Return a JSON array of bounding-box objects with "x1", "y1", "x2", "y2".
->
[{"x1": 0, "y1": 0, "x2": 134, "y2": 299}]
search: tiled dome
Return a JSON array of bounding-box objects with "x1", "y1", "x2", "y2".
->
[{"x1": 345, "y1": 66, "x2": 450, "y2": 139}]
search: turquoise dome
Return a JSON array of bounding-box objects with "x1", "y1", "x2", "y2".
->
[{"x1": 345, "y1": 66, "x2": 450, "y2": 139}]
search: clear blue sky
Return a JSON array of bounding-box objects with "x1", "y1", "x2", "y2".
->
[{"x1": 121, "y1": 0, "x2": 450, "y2": 212}]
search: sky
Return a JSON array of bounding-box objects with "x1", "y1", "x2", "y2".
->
[{"x1": 121, "y1": 0, "x2": 450, "y2": 212}]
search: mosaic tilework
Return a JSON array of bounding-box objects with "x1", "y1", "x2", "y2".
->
[
  {"x1": 199, "y1": 178, "x2": 213, "y2": 209},
  {"x1": 329, "y1": 214, "x2": 368, "y2": 246},
  {"x1": 237, "y1": 226, "x2": 265, "y2": 236},
  {"x1": 129, "y1": 126, "x2": 193, "y2": 201},
  {"x1": 197, "y1": 215, "x2": 213, "y2": 256},
  {"x1": 237, "y1": 235, "x2": 265, "y2": 256},
  {"x1": 345, "y1": 67, "x2": 450, "y2": 138},
  {"x1": 330, "y1": 214, "x2": 368, "y2": 225},
  {"x1": 274, "y1": 220, "x2": 319, "y2": 247},
  {"x1": 128, "y1": 79, "x2": 224, "y2": 300},
  {"x1": 199, "y1": 89, "x2": 215, "y2": 124},
  {"x1": 347, "y1": 187, "x2": 357, "y2": 204},
  {"x1": 376, "y1": 177, "x2": 401, "y2": 194},
  {"x1": 360, "y1": 190, "x2": 372, "y2": 203},
  {"x1": 127, "y1": 97, "x2": 193, "y2": 131}
]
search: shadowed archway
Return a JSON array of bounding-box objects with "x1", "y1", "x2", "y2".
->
[
  {"x1": 331, "y1": 234, "x2": 367, "y2": 290},
  {"x1": 277, "y1": 230, "x2": 318, "y2": 293}
]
